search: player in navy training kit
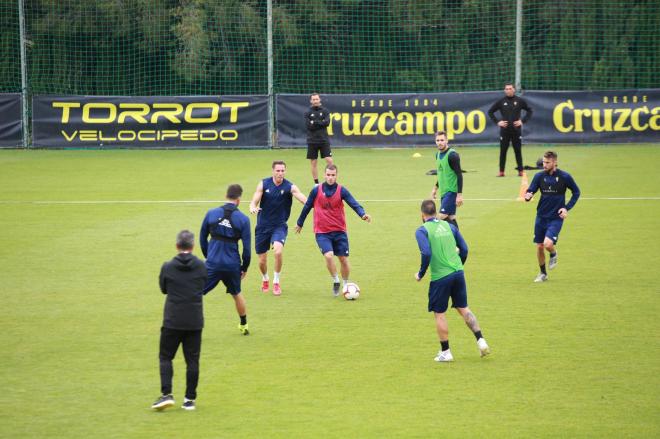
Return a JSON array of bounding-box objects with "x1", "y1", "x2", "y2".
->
[
  {"x1": 525, "y1": 151, "x2": 580, "y2": 282},
  {"x1": 295, "y1": 164, "x2": 371, "y2": 296},
  {"x1": 249, "y1": 161, "x2": 307, "y2": 296},
  {"x1": 200, "y1": 184, "x2": 252, "y2": 334},
  {"x1": 414, "y1": 200, "x2": 490, "y2": 361}
]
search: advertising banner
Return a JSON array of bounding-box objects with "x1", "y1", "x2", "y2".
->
[
  {"x1": 277, "y1": 90, "x2": 660, "y2": 147},
  {"x1": 525, "y1": 89, "x2": 660, "y2": 143},
  {"x1": 277, "y1": 92, "x2": 502, "y2": 147},
  {"x1": 32, "y1": 95, "x2": 269, "y2": 148},
  {"x1": 0, "y1": 93, "x2": 23, "y2": 147}
]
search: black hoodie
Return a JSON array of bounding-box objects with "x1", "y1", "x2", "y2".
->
[{"x1": 159, "y1": 252, "x2": 208, "y2": 330}]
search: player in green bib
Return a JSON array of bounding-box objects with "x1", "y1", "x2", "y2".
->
[
  {"x1": 430, "y1": 131, "x2": 463, "y2": 228},
  {"x1": 415, "y1": 199, "x2": 490, "y2": 362}
]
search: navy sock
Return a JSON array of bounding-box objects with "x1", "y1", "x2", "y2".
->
[
  {"x1": 240, "y1": 315, "x2": 247, "y2": 325},
  {"x1": 540, "y1": 264, "x2": 547, "y2": 275},
  {"x1": 314, "y1": 178, "x2": 319, "y2": 184},
  {"x1": 440, "y1": 340, "x2": 450, "y2": 351},
  {"x1": 550, "y1": 252, "x2": 556, "y2": 258},
  {"x1": 474, "y1": 330, "x2": 483, "y2": 341}
]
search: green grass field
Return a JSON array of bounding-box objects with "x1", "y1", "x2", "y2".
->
[{"x1": 1, "y1": 145, "x2": 659, "y2": 438}]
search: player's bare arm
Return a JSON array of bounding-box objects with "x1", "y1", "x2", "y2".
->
[
  {"x1": 291, "y1": 184, "x2": 308, "y2": 204},
  {"x1": 249, "y1": 181, "x2": 264, "y2": 214},
  {"x1": 456, "y1": 193, "x2": 463, "y2": 206}
]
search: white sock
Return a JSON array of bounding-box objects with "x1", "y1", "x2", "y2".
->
[
  {"x1": 262, "y1": 273, "x2": 269, "y2": 281},
  {"x1": 332, "y1": 274, "x2": 339, "y2": 283},
  {"x1": 273, "y1": 272, "x2": 280, "y2": 283},
  {"x1": 343, "y1": 278, "x2": 349, "y2": 285}
]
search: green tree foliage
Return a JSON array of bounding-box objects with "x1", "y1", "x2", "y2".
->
[{"x1": 0, "y1": 0, "x2": 657, "y2": 94}]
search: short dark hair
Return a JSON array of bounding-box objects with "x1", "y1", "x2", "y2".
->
[
  {"x1": 176, "y1": 230, "x2": 195, "y2": 250},
  {"x1": 325, "y1": 163, "x2": 337, "y2": 172},
  {"x1": 421, "y1": 199, "x2": 437, "y2": 216},
  {"x1": 544, "y1": 150, "x2": 557, "y2": 160},
  {"x1": 272, "y1": 160, "x2": 286, "y2": 169},
  {"x1": 310, "y1": 92, "x2": 320, "y2": 98},
  {"x1": 435, "y1": 131, "x2": 447, "y2": 137},
  {"x1": 504, "y1": 82, "x2": 515, "y2": 88},
  {"x1": 226, "y1": 184, "x2": 243, "y2": 200}
]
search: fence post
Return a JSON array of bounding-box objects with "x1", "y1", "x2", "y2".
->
[
  {"x1": 267, "y1": 0, "x2": 275, "y2": 148},
  {"x1": 18, "y1": 0, "x2": 29, "y2": 148},
  {"x1": 515, "y1": 0, "x2": 522, "y2": 91}
]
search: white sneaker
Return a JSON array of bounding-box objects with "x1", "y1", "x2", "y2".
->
[
  {"x1": 477, "y1": 338, "x2": 490, "y2": 357},
  {"x1": 434, "y1": 349, "x2": 454, "y2": 362},
  {"x1": 548, "y1": 254, "x2": 558, "y2": 270},
  {"x1": 534, "y1": 273, "x2": 548, "y2": 282}
]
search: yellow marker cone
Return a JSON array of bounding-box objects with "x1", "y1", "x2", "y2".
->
[
  {"x1": 412, "y1": 152, "x2": 422, "y2": 158},
  {"x1": 517, "y1": 171, "x2": 529, "y2": 201}
]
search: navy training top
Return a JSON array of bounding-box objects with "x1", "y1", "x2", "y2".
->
[
  {"x1": 257, "y1": 177, "x2": 294, "y2": 228},
  {"x1": 200, "y1": 203, "x2": 251, "y2": 272},
  {"x1": 527, "y1": 169, "x2": 580, "y2": 219}
]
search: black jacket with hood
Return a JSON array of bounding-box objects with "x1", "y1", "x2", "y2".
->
[{"x1": 158, "y1": 252, "x2": 208, "y2": 330}]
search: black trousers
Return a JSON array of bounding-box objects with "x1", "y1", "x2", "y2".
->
[
  {"x1": 499, "y1": 128, "x2": 523, "y2": 172},
  {"x1": 159, "y1": 327, "x2": 202, "y2": 400}
]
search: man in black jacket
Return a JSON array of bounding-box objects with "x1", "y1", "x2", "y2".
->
[
  {"x1": 151, "y1": 230, "x2": 208, "y2": 411},
  {"x1": 488, "y1": 83, "x2": 533, "y2": 177},
  {"x1": 305, "y1": 93, "x2": 334, "y2": 185}
]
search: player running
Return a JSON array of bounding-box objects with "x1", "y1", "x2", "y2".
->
[
  {"x1": 200, "y1": 184, "x2": 252, "y2": 335},
  {"x1": 249, "y1": 161, "x2": 307, "y2": 296},
  {"x1": 524, "y1": 151, "x2": 580, "y2": 282}
]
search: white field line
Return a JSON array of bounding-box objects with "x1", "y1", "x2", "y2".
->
[{"x1": 1, "y1": 197, "x2": 659, "y2": 205}]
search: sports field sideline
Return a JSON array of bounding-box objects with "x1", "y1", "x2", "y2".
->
[{"x1": 1, "y1": 144, "x2": 658, "y2": 438}]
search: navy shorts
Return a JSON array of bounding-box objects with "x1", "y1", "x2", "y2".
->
[
  {"x1": 534, "y1": 217, "x2": 564, "y2": 244},
  {"x1": 428, "y1": 271, "x2": 468, "y2": 313},
  {"x1": 315, "y1": 231, "x2": 349, "y2": 256},
  {"x1": 307, "y1": 143, "x2": 332, "y2": 159},
  {"x1": 204, "y1": 268, "x2": 241, "y2": 295},
  {"x1": 439, "y1": 192, "x2": 457, "y2": 216},
  {"x1": 255, "y1": 224, "x2": 288, "y2": 254}
]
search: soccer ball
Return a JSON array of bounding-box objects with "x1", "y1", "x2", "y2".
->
[{"x1": 343, "y1": 282, "x2": 360, "y2": 300}]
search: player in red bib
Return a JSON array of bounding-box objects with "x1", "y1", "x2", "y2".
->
[{"x1": 295, "y1": 164, "x2": 371, "y2": 296}]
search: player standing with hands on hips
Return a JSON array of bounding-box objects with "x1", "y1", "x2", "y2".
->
[
  {"x1": 525, "y1": 151, "x2": 580, "y2": 282},
  {"x1": 305, "y1": 93, "x2": 333, "y2": 185},
  {"x1": 430, "y1": 131, "x2": 463, "y2": 228},
  {"x1": 415, "y1": 200, "x2": 490, "y2": 362},
  {"x1": 488, "y1": 82, "x2": 533, "y2": 177}
]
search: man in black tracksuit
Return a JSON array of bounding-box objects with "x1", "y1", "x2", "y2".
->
[
  {"x1": 488, "y1": 83, "x2": 533, "y2": 177},
  {"x1": 151, "y1": 230, "x2": 208, "y2": 411},
  {"x1": 305, "y1": 93, "x2": 334, "y2": 185}
]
